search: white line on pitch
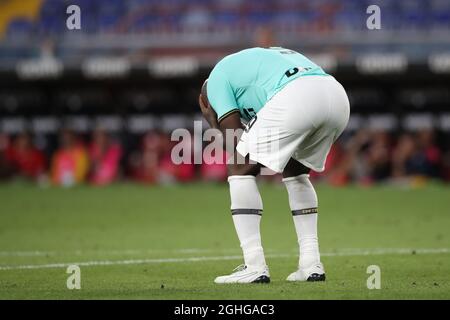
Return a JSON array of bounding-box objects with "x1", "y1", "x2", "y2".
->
[
  {"x1": 0, "y1": 254, "x2": 278, "y2": 271},
  {"x1": 0, "y1": 248, "x2": 241, "y2": 257},
  {"x1": 0, "y1": 248, "x2": 449, "y2": 271},
  {"x1": 1, "y1": 247, "x2": 449, "y2": 257}
]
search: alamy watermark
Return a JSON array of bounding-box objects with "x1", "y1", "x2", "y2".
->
[
  {"x1": 366, "y1": 265, "x2": 381, "y2": 289},
  {"x1": 170, "y1": 121, "x2": 279, "y2": 175},
  {"x1": 66, "y1": 265, "x2": 81, "y2": 289},
  {"x1": 66, "y1": 5, "x2": 81, "y2": 30},
  {"x1": 65, "y1": 4, "x2": 381, "y2": 32},
  {"x1": 366, "y1": 5, "x2": 381, "y2": 30}
]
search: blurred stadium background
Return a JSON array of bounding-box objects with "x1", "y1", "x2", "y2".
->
[
  {"x1": 0, "y1": 0, "x2": 449, "y2": 187},
  {"x1": 1, "y1": 0, "x2": 450, "y2": 300}
]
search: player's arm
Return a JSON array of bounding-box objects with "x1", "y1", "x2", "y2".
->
[
  {"x1": 218, "y1": 111, "x2": 261, "y2": 176},
  {"x1": 199, "y1": 75, "x2": 260, "y2": 175},
  {"x1": 198, "y1": 92, "x2": 242, "y2": 146},
  {"x1": 218, "y1": 111, "x2": 243, "y2": 151}
]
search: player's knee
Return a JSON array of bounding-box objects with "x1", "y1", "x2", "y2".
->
[
  {"x1": 282, "y1": 159, "x2": 310, "y2": 178},
  {"x1": 227, "y1": 163, "x2": 260, "y2": 177}
]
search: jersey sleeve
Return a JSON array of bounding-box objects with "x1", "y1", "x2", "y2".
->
[{"x1": 206, "y1": 69, "x2": 239, "y2": 122}]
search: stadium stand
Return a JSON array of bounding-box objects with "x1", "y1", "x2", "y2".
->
[{"x1": 0, "y1": 0, "x2": 449, "y2": 185}]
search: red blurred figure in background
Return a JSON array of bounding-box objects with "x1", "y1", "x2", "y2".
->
[
  {"x1": 200, "y1": 136, "x2": 228, "y2": 182},
  {"x1": 5, "y1": 132, "x2": 46, "y2": 181},
  {"x1": 0, "y1": 133, "x2": 13, "y2": 179},
  {"x1": 88, "y1": 129, "x2": 122, "y2": 186},
  {"x1": 156, "y1": 131, "x2": 195, "y2": 183},
  {"x1": 310, "y1": 143, "x2": 349, "y2": 186},
  {"x1": 128, "y1": 131, "x2": 163, "y2": 184},
  {"x1": 129, "y1": 130, "x2": 195, "y2": 184},
  {"x1": 51, "y1": 130, "x2": 89, "y2": 186},
  {"x1": 200, "y1": 155, "x2": 228, "y2": 182}
]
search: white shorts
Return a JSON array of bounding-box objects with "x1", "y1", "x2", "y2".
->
[{"x1": 236, "y1": 75, "x2": 350, "y2": 173}]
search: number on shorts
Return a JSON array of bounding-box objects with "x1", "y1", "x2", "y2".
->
[{"x1": 245, "y1": 115, "x2": 257, "y2": 133}]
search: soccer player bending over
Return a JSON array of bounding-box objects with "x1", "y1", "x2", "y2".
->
[{"x1": 199, "y1": 47, "x2": 350, "y2": 284}]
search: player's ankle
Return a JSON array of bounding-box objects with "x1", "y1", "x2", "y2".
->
[
  {"x1": 246, "y1": 264, "x2": 269, "y2": 271},
  {"x1": 244, "y1": 257, "x2": 267, "y2": 269},
  {"x1": 299, "y1": 256, "x2": 321, "y2": 269}
]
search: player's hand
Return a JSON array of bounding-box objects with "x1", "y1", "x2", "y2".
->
[{"x1": 199, "y1": 94, "x2": 219, "y2": 129}]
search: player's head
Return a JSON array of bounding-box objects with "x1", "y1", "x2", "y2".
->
[{"x1": 200, "y1": 79, "x2": 209, "y2": 106}]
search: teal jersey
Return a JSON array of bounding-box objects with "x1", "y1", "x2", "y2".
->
[{"x1": 207, "y1": 47, "x2": 328, "y2": 122}]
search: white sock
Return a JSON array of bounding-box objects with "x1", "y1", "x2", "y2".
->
[
  {"x1": 228, "y1": 175, "x2": 266, "y2": 268},
  {"x1": 283, "y1": 174, "x2": 321, "y2": 269}
]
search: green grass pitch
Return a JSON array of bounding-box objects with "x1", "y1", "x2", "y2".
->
[{"x1": 0, "y1": 181, "x2": 449, "y2": 299}]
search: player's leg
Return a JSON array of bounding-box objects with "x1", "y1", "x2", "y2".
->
[
  {"x1": 279, "y1": 76, "x2": 349, "y2": 281},
  {"x1": 214, "y1": 159, "x2": 270, "y2": 284},
  {"x1": 282, "y1": 159, "x2": 325, "y2": 281}
]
